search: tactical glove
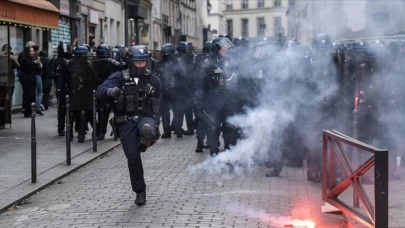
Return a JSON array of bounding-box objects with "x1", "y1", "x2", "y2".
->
[{"x1": 107, "y1": 87, "x2": 122, "y2": 98}]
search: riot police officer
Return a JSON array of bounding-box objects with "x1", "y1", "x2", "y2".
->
[
  {"x1": 193, "y1": 37, "x2": 235, "y2": 156},
  {"x1": 52, "y1": 41, "x2": 73, "y2": 136},
  {"x1": 306, "y1": 33, "x2": 337, "y2": 182},
  {"x1": 176, "y1": 41, "x2": 196, "y2": 135},
  {"x1": 159, "y1": 43, "x2": 183, "y2": 138},
  {"x1": 70, "y1": 45, "x2": 95, "y2": 142},
  {"x1": 96, "y1": 45, "x2": 162, "y2": 206},
  {"x1": 94, "y1": 44, "x2": 125, "y2": 140}
]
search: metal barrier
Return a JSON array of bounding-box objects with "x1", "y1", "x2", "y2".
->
[{"x1": 322, "y1": 130, "x2": 388, "y2": 228}]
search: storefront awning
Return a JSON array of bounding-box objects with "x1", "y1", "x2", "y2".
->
[{"x1": 0, "y1": 0, "x2": 60, "y2": 29}]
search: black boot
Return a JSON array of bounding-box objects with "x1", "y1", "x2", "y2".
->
[
  {"x1": 195, "y1": 141, "x2": 203, "y2": 153},
  {"x1": 176, "y1": 131, "x2": 183, "y2": 138},
  {"x1": 265, "y1": 169, "x2": 281, "y2": 177},
  {"x1": 135, "y1": 192, "x2": 146, "y2": 206},
  {"x1": 58, "y1": 130, "x2": 65, "y2": 136},
  {"x1": 210, "y1": 148, "x2": 219, "y2": 157},
  {"x1": 184, "y1": 129, "x2": 194, "y2": 135},
  {"x1": 96, "y1": 134, "x2": 105, "y2": 141},
  {"x1": 161, "y1": 132, "x2": 171, "y2": 138},
  {"x1": 307, "y1": 170, "x2": 321, "y2": 183},
  {"x1": 139, "y1": 124, "x2": 154, "y2": 152}
]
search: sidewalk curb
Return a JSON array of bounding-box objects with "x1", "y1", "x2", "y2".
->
[{"x1": 0, "y1": 141, "x2": 122, "y2": 214}]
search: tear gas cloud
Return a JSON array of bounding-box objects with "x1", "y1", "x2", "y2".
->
[{"x1": 189, "y1": 0, "x2": 405, "y2": 177}]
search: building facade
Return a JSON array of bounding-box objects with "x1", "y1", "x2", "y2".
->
[
  {"x1": 104, "y1": 0, "x2": 125, "y2": 47},
  {"x1": 223, "y1": 0, "x2": 288, "y2": 40},
  {"x1": 288, "y1": 0, "x2": 405, "y2": 45},
  {"x1": 196, "y1": 0, "x2": 210, "y2": 47},
  {"x1": 180, "y1": 0, "x2": 198, "y2": 46},
  {"x1": 207, "y1": 0, "x2": 226, "y2": 39}
]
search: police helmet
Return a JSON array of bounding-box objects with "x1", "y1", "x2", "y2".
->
[
  {"x1": 203, "y1": 41, "x2": 213, "y2": 54},
  {"x1": 128, "y1": 45, "x2": 151, "y2": 61},
  {"x1": 74, "y1": 46, "x2": 89, "y2": 55},
  {"x1": 312, "y1": 33, "x2": 333, "y2": 50},
  {"x1": 218, "y1": 34, "x2": 232, "y2": 40},
  {"x1": 232, "y1": 37, "x2": 248, "y2": 47},
  {"x1": 295, "y1": 44, "x2": 312, "y2": 59},
  {"x1": 57, "y1": 41, "x2": 72, "y2": 58},
  {"x1": 388, "y1": 40, "x2": 405, "y2": 59},
  {"x1": 162, "y1": 43, "x2": 175, "y2": 56},
  {"x1": 115, "y1": 44, "x2": 125, "y2": 50},
  {"x1": 96, "y1": 44, "x2": 110, "y2": 57},
  {"x1": 211, "y1": 37, "x2": 235, "y2": 54},
  {"x1": 283, "y1": 39, "x2": 299, "y2": 50},
  {"x1": 177, "y1": 41, "x2": 194, "y2": 54},
  {"x1": 111, "y1": 48, "x2": 120, "y2": 60},
  {"x1": 82, "y1": 44, "x2": 91, "y2": 51}
]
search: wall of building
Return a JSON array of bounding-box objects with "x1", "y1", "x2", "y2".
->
[
  {"x1": 104, "y1": 0, "x2": 124, "y2": 47},
  {"x1": 180, "y1": 0, "x2": 197, "y2": 45},
  {"x1": 223, "y1": 0, "x2": 288, "y2": 39},
  {"x1": 208, "y1": 0, "x2": 226, "y2": 37},
  {"x1": 80, "y1": 0, "x2": 106, "y2": 46},
  {"x1": 290, "y1": 0, "x2": 405, "y2": 45}
]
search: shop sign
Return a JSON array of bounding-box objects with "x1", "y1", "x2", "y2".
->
[{"x1": 60, "y1": 0, "x2": 70, "y2": 16}]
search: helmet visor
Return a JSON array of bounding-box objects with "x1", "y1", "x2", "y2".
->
[{"x1": 216, "y1": 38, "x2": 235, "y2": 50}]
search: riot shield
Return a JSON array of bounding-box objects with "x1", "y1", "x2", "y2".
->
[
  {"x1": 91, "y1": 58, "x2": 110, "y2": 84},
  {"x1": 70, "y1": 55, "x2": 97, "y2": 111}
]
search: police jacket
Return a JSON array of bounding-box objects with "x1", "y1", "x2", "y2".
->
[
  {"x1": 52, "y1": 56, "x2": 72, "y2": 91},
  {"x1": 96, "y1": 69, "x2": 162, "y2": 120},
  {"x1": 159, "y1": 55, "x2": 184, "y2": 91},
  {"x1": 193, "y1": 55, "x2": 231, "y2": 107}
]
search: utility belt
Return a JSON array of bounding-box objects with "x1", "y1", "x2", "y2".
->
[
  {"x1": 109, "y1": 115, "x2": 138, "y2": 138},
  {"x1": 114, "y1": 115, "x2": 138, "y2": 125}
]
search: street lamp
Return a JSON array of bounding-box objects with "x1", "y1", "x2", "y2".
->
[{"x1": 207, "y1": 0, "x2": 212, "y2": 13}]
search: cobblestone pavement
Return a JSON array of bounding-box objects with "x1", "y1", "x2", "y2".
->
[
  {"x1": 0, "y1": 107, "x2": 119, "y2": 210},
  {"x1": 0, "y1": 131, "x2": 347, "y2": 228}
]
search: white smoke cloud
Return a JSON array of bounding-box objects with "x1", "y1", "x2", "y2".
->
[{"x1": 189, "y1": 0, "x2": 405, "y2": 179}]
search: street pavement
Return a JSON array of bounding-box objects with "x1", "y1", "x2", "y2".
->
[
  {"x1": 0, "y1": 130, "x2": 347, "y2": 228},
  {"x1": 0, "y1": 107, "x2": 121, "y2": 212}
]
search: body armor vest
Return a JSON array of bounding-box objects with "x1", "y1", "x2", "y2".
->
[
  {"x1": 115, "y1": 70, "x2": 159, "y2": 119},
  {"x1": 116, "y1": 70, "x2": 143, "y2": 117},
  {"x1": 205, "y1": 64, "x2": 227, "y2": 94}
]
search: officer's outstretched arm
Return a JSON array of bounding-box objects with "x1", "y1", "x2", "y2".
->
[{"x1": 96, "y1": 72, "x2": 123, "y2": 101}]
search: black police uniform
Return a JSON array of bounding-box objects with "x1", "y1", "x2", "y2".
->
[
  {"x1": 159, "y1": 44, "x2": 183, "y2": 137},
  {"x1": 176, "y1": 42, "x2": 196, "y2": 135},
  {"x1": 193, "y1": 38, "x2": 235, "y2": 156},
  {"x1": 52, "y1": 42, "x2": 73, "y2": 136},
  {"x1": 96, "y1": 46, "x2": 161, "y2": 205}
]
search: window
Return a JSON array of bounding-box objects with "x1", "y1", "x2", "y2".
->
[
  {"x1": 227, "y1": 0, "x2": 232, "y2": 9},
  {"x1": 257, "y1": 17, "x2": 265, "y2": 36},
  {"x1": 257, "y1": 0, "x2": 264, "y2": 8},
  {"x1": 241, "y1": 19, "x2": 248, "y2": 37},
  {"x1": 241, "y1": 0, "x2": 248, "y2": 9},
  {"x1": 274, "y1": 0, "x2": 281, "y2": 7},
  {"x1": 226, "y1": 19, "x2": 233, "y2": 37}
]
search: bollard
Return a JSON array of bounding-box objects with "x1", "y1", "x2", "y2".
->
[
  {"x1": 352, "y1": 108, "x2": 359, "y2": 208},
  {"x1": 92, "y1": 90, "x2": 97, "y2": 152},
  {"x1": 31, "y1": 103, "x2": 37, "y2": 183},
  {"x1": 66, "y1": 95, "x2": 71, "y2": 165}
]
